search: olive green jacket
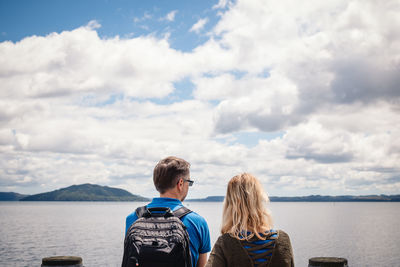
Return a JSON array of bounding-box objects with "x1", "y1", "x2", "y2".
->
[{"x1": 205, "y1": 230, "x2": 294, "y2": 267}]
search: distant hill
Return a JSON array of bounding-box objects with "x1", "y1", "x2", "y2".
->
[
  {"x1": 20, "y1": 184, "x2": 150, "y2": 201},
  {"x1": 269, "y1": 195, "x2": 400, "y2": 202},
  {"x1": 187, "y1": 194, "x2": 400, "y2": 202},
  {"x1": 186, "y1": 196, "x2": 225, "y2": 202},
  {"x1": 0, "y1": 192, "x2": 29, "y2": 201}
]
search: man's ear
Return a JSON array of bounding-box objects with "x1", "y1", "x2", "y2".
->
[{"x1": 177, "y1": 178, "x2": 183, "y2": 190}]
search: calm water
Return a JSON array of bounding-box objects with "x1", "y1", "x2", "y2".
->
[{"x1": 0, "y1": 201, "x2": 399, "y2": 267}]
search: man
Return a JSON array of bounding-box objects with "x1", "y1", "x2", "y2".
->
[{"x1": 125, "y1": 156, "x2": 211, "y2": 267}]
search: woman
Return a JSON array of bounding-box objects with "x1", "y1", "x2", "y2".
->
[{"x1": 206, "y1": 173, "x2": 294, "y2": 267}]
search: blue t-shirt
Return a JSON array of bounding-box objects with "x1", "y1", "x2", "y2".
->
[{"x1": 125, "y1": 197, "x2": 211, "y2": 267}]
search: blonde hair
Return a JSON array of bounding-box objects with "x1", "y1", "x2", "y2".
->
[{"x1": 221, "y1": 173, "x2": 273, "y2": 240}]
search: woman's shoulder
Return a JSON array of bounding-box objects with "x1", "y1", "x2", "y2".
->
[
  {"x1": 213, "y1": 233, "x2": 247, "y2": 254},
  {"x1": 274, "y1": 229, "x2": 294, "y2": 254},
  {"x1": 277, "y1": 229, "x2": 289, "y2": 235},
  {"x1": 276, "y1": 229, "x2": 291, "y2": 240},
  {"x1": 218, "y1": 233, "x2": 238, "y2": 242},
  {"x1": 269, "y1": 229, "x2": 294, "y2": 267},
  {"x1": 215, "y1": 233, "x2": 243, "y2": 248}
]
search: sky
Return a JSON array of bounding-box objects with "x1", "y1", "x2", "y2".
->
[{"x1": 0, "y1": 0, "x2": 399, "y2": 198}]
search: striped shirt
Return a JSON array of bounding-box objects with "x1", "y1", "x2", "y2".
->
[{"x1": 240, "y1": 230, "x2": 278, "y2": 267}]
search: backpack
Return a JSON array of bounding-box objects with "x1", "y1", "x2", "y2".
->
[{"x1": 122, "y1": 206, "x2": 193, "y2": 267}]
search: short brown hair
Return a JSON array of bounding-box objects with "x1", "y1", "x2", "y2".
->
[{"x1": 153, "y1": 156, "x2": 190, "y2": 193}]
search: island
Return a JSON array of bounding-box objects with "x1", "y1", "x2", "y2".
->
[{"x1": 18, "y1": 184, "x2": 149, "y2": 201}]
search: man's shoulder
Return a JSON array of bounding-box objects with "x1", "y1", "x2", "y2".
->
[
  {"x1": 126, "y1": 208, "x2": 140, "y2": 221},
  {"x1": 126, "y1": 203, "x2": 150, "y2": 220},
  {"x1": 181, "y1": 208, "x2": 208, "y2": 227},
  {"x1": 184, "y1": 209, "x2": 204, "y2": 219},
  {"x1": 181, "y1": 207, "x2": 211, "y2": 252}
]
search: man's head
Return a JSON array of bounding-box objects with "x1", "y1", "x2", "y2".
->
[{"x1": 153, "y1": 156, "x2": 191, "y2": 200}]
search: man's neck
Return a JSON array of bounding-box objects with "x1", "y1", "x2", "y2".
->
[{"x1": 160, "y1": 191, "x2": 182, "y2": 201}]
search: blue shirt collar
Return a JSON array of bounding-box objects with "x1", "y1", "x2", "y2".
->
[{"x1": 151, "y1": 197, "x2": 183, "y2": 205}]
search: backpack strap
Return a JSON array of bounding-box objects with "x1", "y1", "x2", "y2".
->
[
  {"x1": 135, "y1": 206, "x2": 147, "y2": 218},
  {"x1": 173, "y1": 206, "x2": 192, "y2": 219},
  {"x1": 135, "y1": 205, "x2": 192, "y2": 219}
]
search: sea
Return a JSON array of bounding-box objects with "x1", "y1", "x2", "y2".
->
[{"x1": 0, "y1": 201, "x2": 399, "y2": 267}]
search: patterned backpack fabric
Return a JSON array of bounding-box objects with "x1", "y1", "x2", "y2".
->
[{"x1": 122, "y1": 206, "x2": 192, "y2": 267}]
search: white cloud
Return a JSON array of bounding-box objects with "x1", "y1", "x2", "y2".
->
[
  {"x1": 164, "y1": 10, "x2": 178, "y2": 22},
  {"x1": 191, "y1": 0, "x2": 400, "y2": 133},
  {"x1": 190, "y1": 18, "x2": 209, "y2": 34},
  {"x1": 1, "y1": 0, "x2": 400, "y2": 197},
  {"x1": 0, "y1": 25, "x2": 191, "y2": 100},
  {"x1": 194, "y1": 72, "x2": 300, "y2": 133},
  {"x1": 86, "y1": 20, "x2": 101, "y2": 30},
  {"x1": 134, "y1": 12, "x2": 152, "y2": 23},
  {"x1": 213, "y1": 0, "x2": 230, "y2": 10}
]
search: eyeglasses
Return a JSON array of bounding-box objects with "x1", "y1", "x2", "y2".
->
[{"x1": 183, "y1": 179, "x2": 194, "y2": 187}]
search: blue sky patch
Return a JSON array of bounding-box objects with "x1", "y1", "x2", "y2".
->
[
  {"x1": 216, "y1": 131, "x2": 285, "y2": 148},
  {"x1": 0, "y1": 0, "x2": 223, "y2": 52}
]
